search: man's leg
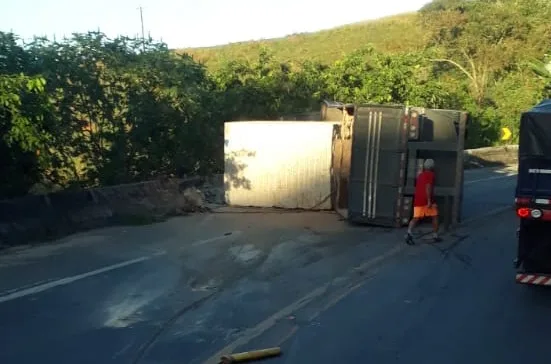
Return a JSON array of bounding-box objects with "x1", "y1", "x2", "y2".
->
[
  {"x1": 405, "y1": 207, "x2": 422, "y2": 245},
  {"x1": 408, "y1": 218, "x2": 418, "y2": 235},
  {"x1": 430, "y1": 206, "x2": 441, "y2": 242},
  {"x1": 405, "y1": 219, "x2": 417, "y2": 245}
]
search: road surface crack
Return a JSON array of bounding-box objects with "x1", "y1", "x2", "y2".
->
[
  {"x1": 131, "y1": 268, "x2": 253, "y2": 364},
  {"x1": 428, "y1": 233, "x2": 472, "y2": 267}
]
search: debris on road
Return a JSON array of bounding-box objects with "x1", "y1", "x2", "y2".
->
[{"x1": 219, "y1": 347, "x2": 281, "y2": 363}]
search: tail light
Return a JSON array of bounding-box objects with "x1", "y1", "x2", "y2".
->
[
  {"x1": 517, "y1": 207, "x2": 543, "y2": 219},
  {"x1": 408, "y1": 112, "x2": 420, "y2": 140},
  {"x1": 517, "y1": 208, "x2": 530, "y2": 218}
]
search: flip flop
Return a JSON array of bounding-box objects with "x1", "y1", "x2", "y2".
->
[{"x1": 405, "y1": 233, "x2": 415, "y2": 245}]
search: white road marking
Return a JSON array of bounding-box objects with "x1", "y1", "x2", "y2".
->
[
  {"x1": 464, "y1": 173, "x2": 517, "y2": 185},
  {"x1": 0, "y1": 278, "x2": 58, "y2": 296},
  {"x1": 0, "y1": 252, "x2": 165, "y2": 304},
  {"x1": 0, "y1": 231, "x2": 242, "y2": 304},
  {"x1": 192, "y1": 230, "x2": 242, "y2": 246}
]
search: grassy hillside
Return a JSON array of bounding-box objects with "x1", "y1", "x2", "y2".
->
[
  {"x1": 176, "y1": 0, "x2": 551, "y2": 149},
  {"x1": 180, "y1": 13, "x2": 428, "y2": 70}
]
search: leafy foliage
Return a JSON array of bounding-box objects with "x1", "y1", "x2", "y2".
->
[
  {"x1": 1, "y1": 0, "x2": 550, "y2": 198},
  {"x1": 529, "y1": 56, "x2": 551, "y2": 98},
  {"x1": 0, "y1": 32, "x2": 218, "y2": 197}
]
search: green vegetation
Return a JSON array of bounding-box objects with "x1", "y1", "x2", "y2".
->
[
  {"x1": 1, "y1": 32, "x2": 221, "y2": 198},
  {"x1": 1, "y1": 0, "x2": 551, "y2": 199},
  {"x1": 180, "y1": 13, "x2": 428, "y2": 70}
]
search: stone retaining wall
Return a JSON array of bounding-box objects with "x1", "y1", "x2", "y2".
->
[{"x1": 0, "y1": 177, "x2": 210, "y2": 249}]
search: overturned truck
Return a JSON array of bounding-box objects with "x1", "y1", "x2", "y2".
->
[
  {"x1": 515, "y1": 99, "x2": 551, "y2": 285},
  {"x1": 224, "y1": 102, "x2": 468, "y2": 230}
]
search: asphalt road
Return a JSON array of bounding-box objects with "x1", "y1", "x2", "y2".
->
[
  {"x1": 0, "y1": 165, "x2": 523, "y2": 364},
  {"x1": 264, "y1": 209, "x2": 550, "y2": 364}
]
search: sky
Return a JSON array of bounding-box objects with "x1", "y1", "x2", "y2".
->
[{"x1": 1, "y1": 0, "x2": 430, "y2": 49}]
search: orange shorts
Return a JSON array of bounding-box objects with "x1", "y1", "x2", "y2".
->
[{"x1": 413, "y1": 205, "x2": 438, "y2": 218}]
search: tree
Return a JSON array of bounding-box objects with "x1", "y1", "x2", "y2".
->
[
  {"x1": 0, "y1": 73, "x2": 54, "y2": 197},
  {"x1": 0, "y1": 31, "x2": 219, "y2": 197},
  {"x1": 528, "y1": 55, "x2": 551, "y2": 98},
  {"x1": 322, "y1": 47, "x2": 453, "y2": 108},
  {"x1": 424, "y1": 0, "x2": 551, "y2": 105}
]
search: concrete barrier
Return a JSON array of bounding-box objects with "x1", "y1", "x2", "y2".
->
[
  {"x1": 0, "y1": 177, "x2": 211, "y2": 249},
  {"x1": 463, "y1": 145, "x2": 518, "y2": 169}
]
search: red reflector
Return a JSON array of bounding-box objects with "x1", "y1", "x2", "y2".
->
[
  {"x1": 517, "y1": 208, "x2": 530, "y2": 218},
  {"x1": 515, "y1": 197, "x2": 531, "y2": 205}
]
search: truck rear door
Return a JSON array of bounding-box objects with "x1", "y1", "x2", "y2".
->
[{"x1": 517, "y1": 158, "x2": 551, "y2": 198}]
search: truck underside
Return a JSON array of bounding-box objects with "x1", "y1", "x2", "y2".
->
[{"x1": 516, "y1": 217, "x2": 551, "y2": 285}]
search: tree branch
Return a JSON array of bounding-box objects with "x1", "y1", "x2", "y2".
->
[
  {"x1": 461, "y1": 49, "x2": 477, "y2": 80},
  {"x1": 461, "y1": 49, "x2": 481, "y2": 99},
  {"x1": 430, "y1": 58, "x2": 475, "y2": 82}
]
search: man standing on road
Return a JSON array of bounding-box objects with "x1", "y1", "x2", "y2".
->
[{"x1": 405, "y1": 158, "x2": 441, "y2": 245}]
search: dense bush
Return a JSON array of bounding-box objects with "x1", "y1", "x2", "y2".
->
[
  {"x1": 1, "y1": 33, "x2": 219, "y2": 197},
  {"x1": 1, "y1": 0, "x2": 550, "y2": 198}
]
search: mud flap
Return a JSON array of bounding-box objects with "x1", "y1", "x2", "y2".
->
[{"x1": 517, "y1": 219, "x2": 551, "y2": 273}]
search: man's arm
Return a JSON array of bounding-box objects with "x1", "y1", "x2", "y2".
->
[{"x1": 425, "y1": 183, "x2": 433, "y2": 206}]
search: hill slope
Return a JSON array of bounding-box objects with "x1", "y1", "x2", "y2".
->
[{"x1": 180, "y1": 13, "x2": 428, "y2": 70}]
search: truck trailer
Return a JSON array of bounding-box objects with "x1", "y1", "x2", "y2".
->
[{"x1": 515, "y1": 99, "x2": 551, "y2": 285}]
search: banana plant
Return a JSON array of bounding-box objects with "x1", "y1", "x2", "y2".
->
[{"x1": 528, "y1": 55, "x2": 551, "y2": 97}]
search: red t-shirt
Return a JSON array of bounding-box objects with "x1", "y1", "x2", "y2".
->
[{"x1": 413, "y1": 170, "x2": 435, "y2": 207}]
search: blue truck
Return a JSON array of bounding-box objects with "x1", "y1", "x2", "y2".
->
[{"x1": 514, "y1": 99, "x2": 551, "y2": 285}]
